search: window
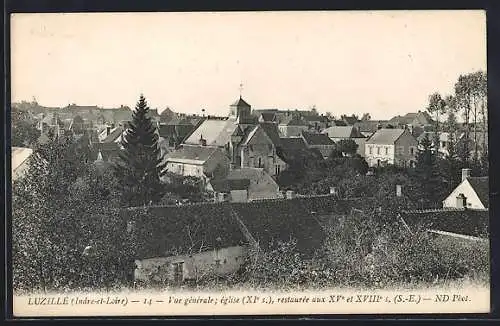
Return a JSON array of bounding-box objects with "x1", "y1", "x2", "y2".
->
[
  {"x1": 369, "y1": 146, "x2": 373, "y2": 155},
  {"x1": 410, "y1": 147, "x2": 415, "y2": 155},
  {"x1": 172, "y1": 262, "x2": 184, "y2": 283},
  {"x1": 214, "y1": 259, "x2": 221, "y2": 266},
  {"x1": 258, "y1": 157, "x2": 262, "y2": 168},
  {"x1": 385, "y1": 147, "x2": 388, "y2": 155},
  {"x1": 441, "y1": 141, "x2": 446, "y2": 148},
  {"x1": 275, "y1": 164, "x2": 281, "y2": 175},
  {"x1": 377, "y1": 147, "x2": 380, "y2": 155}
]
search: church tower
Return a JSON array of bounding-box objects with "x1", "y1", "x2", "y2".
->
[{"x1": 229, "y1": 96, "x2": 251, "y2": 120}]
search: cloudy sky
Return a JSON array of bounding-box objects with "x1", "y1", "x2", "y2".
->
[{"x1": 11, "y1": 10, "x2": 485, "y2": 119}]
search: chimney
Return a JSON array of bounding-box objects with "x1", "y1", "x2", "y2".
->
[
  {"x1": 396, "y1": 185, "x2": 402, "y2": 197},
  {"x1": 218, "y1": 192, "x2": 226, "y2": 202},
  {"x1": 286, "y1": 190, "x2": 296, "y2": 200},
  {"x1": 456, "y1": 193, "x2": 467, "y2": 208},
  {"x1": 199, "y1": 135, "x2": 207, "y2": 146},
  {"x1": 461, "y1": 168, "x2": 471, "y2": 182}
]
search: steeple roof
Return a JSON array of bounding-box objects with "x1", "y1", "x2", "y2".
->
[{"x1": 231, "y1": 96, "x2": 251, "y2": 107}]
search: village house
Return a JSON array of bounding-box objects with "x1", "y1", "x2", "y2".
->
[
  {"x1": 442, "y1": 168, "x2": 489, "y2": 210},
  {"x1": 388, "y1": 111, "x2": 434, "y2": 131},
  {"x1": 278, "y1": 116, "x2": 309, "y2": 137},
  {"x1": 164, "y1": 145, "x2": 230, "y2": 182},
  {"x1": 129, "y1": 195, "x2": 338, "y2": 285},
  {"x1": 353, "y1": 120, "x2": 388, "y2": 138},
  {"x1": 321, "y1": 125, "x2": 366, "y2": 156},
  {"x1": 300, "y1": 131, "x2": 336, "y2": 159},
  {"x1": 157, "y1": 118, "x2": 198, "y2": 150},
  {"x1": 208, "y1": 167, "x2": 282, "y2": 202},
  {"x1": 11, "y1": 147, "x2": 33, "y2": 182},
  {"x1": 401, "y1": 168, "x2": 489, "y2": 241},
  {"x1": 364, "y1": 128, "x2": 418, "y2": 167}
]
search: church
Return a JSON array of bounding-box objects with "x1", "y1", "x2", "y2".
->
[{"x1": 167, "y1": 96, "x2": 288, "y2": 179}]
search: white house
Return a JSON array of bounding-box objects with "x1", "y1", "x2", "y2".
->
[
  {"x1": 442, "y1": 168, "x2": 489, "y2": 210},
  {"x1": 364, "y1": 128, "x2": 418, "y2": 167},
  {"x1": 164, "y1": 145, "x2": 230, "y2": 180},
  {"x1": 208, "y1": 167, "x2": 282, "y2": 202}
]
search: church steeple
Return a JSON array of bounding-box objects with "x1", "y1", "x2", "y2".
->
[{"x1": 229, "y1": 83, "x2": 251, "y2": 120}]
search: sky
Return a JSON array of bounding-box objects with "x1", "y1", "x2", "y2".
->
[{"x1": 11, "y1": 11, "x2": 486, "y2": 120}]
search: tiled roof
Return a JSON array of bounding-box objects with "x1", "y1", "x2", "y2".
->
[
  {"x1": 210, "y1": 178, "x2": 252, "y2": 192},
  {"x1": 165, "y1": 145, "x2": 221, "y2": 164},
  {"x1": 97, "y1": 142, "x2": 122, "y2": 161},
  {"x1": 365, "y1": 128, "x2": 406, "y2": 144},
  {"x1": 322, "y1": 126, "x2": 362, "y2": 139},
  {"x1": 101, "y1": 126, "x2": 125, "y2": 143},
  {"x1": 401, "y1": 208, "x2": 488, "y2": 238},
  {"x1": 184, "y1": 118, "x2": 238, "y2": 146},
  {"x1": 231, "y1": 97, "x2": 251, "y2": 107},
  {"x1": 259, "y1": 123, "x2": 282, "y2": 147},
  {"x1": 127, "y1": 204, "x2": 247, "y2": 258},
  {"x1": 467, "y1": 177, "x2": 489, "y2": 208},
  {"x1": 279, "y1": 137, "x2": 308, "y2": 151},
  {"x1": 259, "y1": 112, "x2": 277, "y2": 122},
  {"x1": 301, "y1": 131, "x2": 335, "y2": 145},
  {"x1": 11, "y1": 147, "x2": 33, "y2": 175},
  {"x1": 354, "y1": 120, "x2": 388, "y2": 133},
  {"x1": 127, "y1": 196, "x2": 371, "y2": 259}
]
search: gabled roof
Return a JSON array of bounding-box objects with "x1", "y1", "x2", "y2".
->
[
  {"x1": 322, "y1": 126, "x2": 364, "y2": 139},
  {"x1": 354, "y1": 120, "x2": 388, "y2": 133},
  {"x1": 231, "y1": 97, "x2": 251, "y2": 107},
  {"x1": 128, "y1": 204, "x2": 247, "y2": 258},
  {"x1": 279, "y1": 137, "x2": 308, "y2": 151},
  {"x1": 467, "y1": 177, "x2": 489, "y2": 208},
  {"x1": 259, "y1": 123, "x2": 282, "y2": 147},
  {"x1": 12, "y1": 147, "x2": 33, "y2": 175},
  {"x1": 184, "y1": 118, "x2": 238, "y2": 146},
  {"x1": 259, "y1": 112, "x2": 277, "y2": 122},
  {"x1": 165, "y1": 145, "x2": 221, "y2": 165},
  {"x1": 301, "y1": 131, "x2": 335, "y2": 146},
  {"x1": 401, "y1": 208, "x2": 488, "y2": 238},
  {"x1": 101, "y1": 126, "x2": 125, "y2": 143},
  {"x1": 365, "y1": 128, "x2": 406, "y2": 144}
]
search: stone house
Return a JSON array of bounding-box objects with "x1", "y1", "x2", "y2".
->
[
  {"x1": 208, "y1": 167, "x2": 282, "y2": 202},
  {"x1": 278, "y1": 116, "x2": 309, "y2": 137},
  {"x1": 321, "y1": 126, "x2": 366, "y2": 156},
  {"x1": 442, "y1": 168, "x2": 488, "y2": 210},
  {"x1": 364, "y1": 128, "x2": 418, "y2": 167},
  {"x1": 129, "y1": 196, "x2": 335, "y2": 285},
  {"x1": 164, "y1": 145, "x2": 230, "y2": 181},
  {"x1": 300, "y1": 131, "x2": 336, "y2": 159},
  {"x1": 388, "y1": 111, "x2": 434, "y2": 130}
]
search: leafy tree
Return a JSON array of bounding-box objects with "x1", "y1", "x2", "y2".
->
[
  {"x1": 337, "y1": 139, "x2": 359, "y2": 156},
  {"x1": 426, "y1": 92, "x2": 447, "y2": 150},
  {"x1": 11, "y1": 110, "x2": 41, "y2": 147},
  {"x1": 114, "y1": 95, "x2": 167, "y2": 207},
  {"x1": 12, "y1": 136, "x2": 87, "y2": 292}
]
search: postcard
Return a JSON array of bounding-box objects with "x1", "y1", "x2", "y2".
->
[{"x1": 10, "y1": 10, "x2": 489, "y2": 317}]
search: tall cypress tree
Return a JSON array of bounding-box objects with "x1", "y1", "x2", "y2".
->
[
  {"x1": 414, "y1": 133, "x2": 445, "y2": 207},
  {"x1": 114, "y1": 94, "x2": 167, "y2": 207}
]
